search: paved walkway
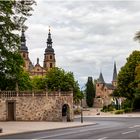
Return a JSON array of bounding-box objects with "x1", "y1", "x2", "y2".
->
[
  {"x1": 82, "y1": 108, "x2": 140, "y2": 117},
  {"x1": 0, "y1": 121, "x2": 94, "y2": 136},
  {"x1": 0, "y1": 108, "x2": 139, "y2": 136}
]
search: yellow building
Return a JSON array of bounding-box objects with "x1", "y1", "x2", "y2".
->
[{"x1": 19, "y1": 28, "x2": 56, "y2": 76}]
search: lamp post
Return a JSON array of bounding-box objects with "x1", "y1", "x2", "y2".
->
[
  {"x1": 80, "y1": 87, "x2": 84, "y2": 123},
  {"x1": 81, "y1": 98, "x2": 83, "y2": 123}
]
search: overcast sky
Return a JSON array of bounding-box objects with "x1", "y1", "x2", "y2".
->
[{"x1": 25, "y1": 0, "x2": 140, "y2": 87}]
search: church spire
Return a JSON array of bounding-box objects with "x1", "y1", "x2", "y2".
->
[
  {"x1": 97, "y1": 72, "x2": 105, "y2": 84},
  {"x1": 112, "y1": 61, "x2": 117, "y2": 87},
  {"x1": 47, "y1": 27, "x2": 53, "y2": 48},
  {"x1": 20, "y1": 27, "x2": 28, "y2": 51},
  {"x1": 45, "y1": 27, "x2": 54, "y2": 53},
  {"x1": 112, "y1": 61, "x2": 117, "y2": 82},
  {"x1": 43, "y1": 26, "x2": 56, "y2": 70}
]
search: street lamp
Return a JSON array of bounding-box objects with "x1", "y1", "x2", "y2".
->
[
  {"x1": 80, "y1": 87, "x2": 85, "y2": 123},
  {"x1": 81, "y1": 98, "x2": 83, "y2": 123}
]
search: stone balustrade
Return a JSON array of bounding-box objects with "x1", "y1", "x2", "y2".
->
[{"x1": 0, "y1": 90, "x2": 72, "y2": 98}]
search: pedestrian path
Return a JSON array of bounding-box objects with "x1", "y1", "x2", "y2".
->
[
  {"x1": 0, "y1": 121, "x2": 94, "y2": 136},
  {"x1": 0, "y1": 108, "x2": 139, "y2": 136},
  {"x1": 82, "y1": 108, "x2": 140, "y2": 117}
]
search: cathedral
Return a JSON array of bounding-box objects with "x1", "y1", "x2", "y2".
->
[
  {"x1": 94, "y1": 62, "x2": 117, "y2": 108},
  {"x1": 19, "y1": 28, "x2": 56, "y2": 76}
]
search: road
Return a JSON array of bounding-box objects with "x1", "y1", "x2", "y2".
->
[{"x1": 0, "y1": 117, "x2": 140, "y2": 139}]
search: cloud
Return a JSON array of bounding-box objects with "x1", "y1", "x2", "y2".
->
[{"x1": 25, "y1": 0, "x2": 140, "y2": 86}]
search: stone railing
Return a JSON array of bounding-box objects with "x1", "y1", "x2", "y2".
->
[{"x1": 0, "y1": 90, "x2": 72, "y2": 98}]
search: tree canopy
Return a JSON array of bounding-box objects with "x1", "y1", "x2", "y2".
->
[
  {"x1": 45, "y1": 67, "x2": 83, "y2": 102},
  {"x1": 0, "y1": 0, "x2": 36, "y2": 90},
  {"x1": 85, "y1": 77, "x2": 95, "y2": 107},
  {"x1": 116, "y1": 51, "x2": 140, "y2": 99}
]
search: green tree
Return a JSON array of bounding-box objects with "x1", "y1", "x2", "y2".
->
[
  {"x1": 134, "y1": 31, "x2": 140, "y2": 43},
  {"x1": 31, "y1": 76, "x2": 46, "y2": 90},
  {"x1": 45, "y1": 67, "x2": 82, "y2": 102},
  {"x1": 45, "y1": 67, "x2": 74, "y2": 91},
  {"x1": 0, "y1": 0, "x2": 36, "y2": 90},
  {"x1": 17, "y1": 70, "x2": 32, "y2": 91},
  {"x1": 116, "y1": 51, "x2": 140, "y2": 108},
  {"x1": 73, "y1": 81, "x2": 84, "y2": 104},
  {"x1": 135, "y1": 64, "x2": 140, "y2": 86},
  {"x1": 85, "y1": 77, "x2": 95, "y2": 107}
]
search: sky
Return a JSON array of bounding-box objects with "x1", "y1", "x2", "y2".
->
[{"x1": 25, "y1": 0, "x2": 140, "y2": 87}]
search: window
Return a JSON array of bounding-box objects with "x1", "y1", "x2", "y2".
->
[
  {"x1": 50, "y1": 63, "x2": 52, "y2": 68},
  {"x1": 23, "y1": 53, "x2": 25, "y2": 58},
  {"x1": 50, "y1": 55, "x2": 52, "y2": 59}
]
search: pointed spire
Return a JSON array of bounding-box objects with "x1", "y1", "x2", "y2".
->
[
  {"x1": 45, "y1": 26, "x2": 54, "y2": 53},
  {"x1": 97, "y1": 72, "x2": 105, "y2": 83},
  {"x1": 112, "y1": 61, "x2": 117, "y2": 81},
  {"x1": 47, "y1": 26, "x2": 53, "y2": 47},
  {"x1": 37, "y1": 58, "x2": 39, "y2": 64},
  {"x1": 20, "y1": 27, "x2": 28, "y2": 51},
  {"x1": 21, "y1": 28, "x2": 26, "y2": 42}
]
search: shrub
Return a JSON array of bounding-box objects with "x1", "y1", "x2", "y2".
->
[
  {"x1": 101, "y1": 106, "x2": 108, "y2": 112},
  {"x1": 108, "y1": 105, "x2": 115, "y2": 111},
  {"x1": 115, "y1": 110, "x2": 124, "y2": 114},
  {"x1": 101, "y1": 104, "x2": 115, "y2": 112},
  {"x1": 121, "y1": 99, "x2": 131, "y2": 109},
  {"x1": 74, "y1": 108, "x2": 81, "y2": 115},
  {"x1": 124, "y1": 108, "x2": 132, "y2": 113}
]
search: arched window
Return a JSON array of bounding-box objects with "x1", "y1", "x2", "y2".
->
[{"x1": 50, "y1": 63, "x2": 52, "y2": 68}]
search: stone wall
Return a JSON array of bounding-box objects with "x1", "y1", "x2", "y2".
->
[{"x1": 0, "y1": 91, "x2": 73, "y2": 121}]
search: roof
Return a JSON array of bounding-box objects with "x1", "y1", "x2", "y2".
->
[
  {"x1": 97, "y1": 72, "x2": 105, "y2": 83},
  {"x1": 105, "y1": 83, "x2": 115, "y2": 90},
  {"x1": 45, "y1": 30, "x2": 54, "y2": 53},
  {"x1": 112, "y1": 62, "x2": 117, "y2": 81},
  {"x1": 20, "y1": 29, "x2": 28, "y2": 51}
]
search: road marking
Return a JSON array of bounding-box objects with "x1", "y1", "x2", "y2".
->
[
  {"x1": 37, "y1": 128, "x2": 95, "y2": 139},
  {"x1": 122, "y1": 130, "x2": 136, "y2": 135},
  {"x1": 97, "y1": 137, "x2": 107, "y2": 140},
  {"x1": 129, "y1": 125, "x2": 140, "y2": 128}
]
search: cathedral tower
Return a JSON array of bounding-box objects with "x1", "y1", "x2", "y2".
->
[
  {"x1": 112, "y1": 62, "x2": 117, "y2": 87},
  {"x1": 96, "y1": 72, "x2": 105, "y2": 97},
  {"x1": 43, "y1": 28, "x2": 56, "y2": 70},
  {"x1": 19, "y1": 28, "x2": 30, "y2": 71}
]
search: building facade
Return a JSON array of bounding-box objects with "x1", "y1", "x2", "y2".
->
[
  {"x1": 94, "y1": 62, "x2": 117, "y2": 108},
  {"x1": 20, "y1": 28, "x2": 56, "y2": 76}
]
